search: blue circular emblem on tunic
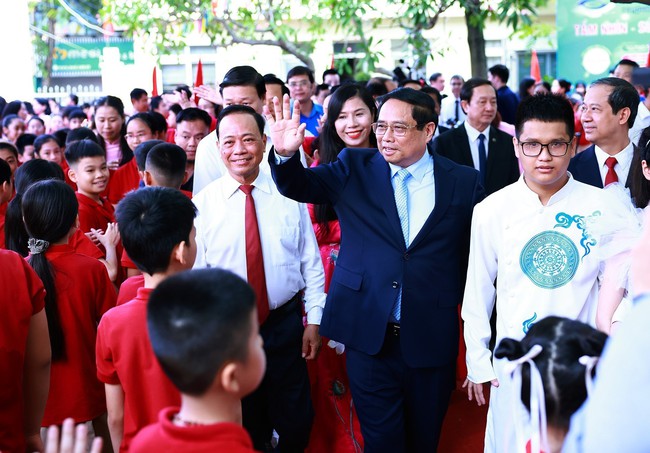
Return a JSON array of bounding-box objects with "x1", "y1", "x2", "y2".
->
[{"x1": 520, "y1": 231, "x2": 579, "y2": 289}]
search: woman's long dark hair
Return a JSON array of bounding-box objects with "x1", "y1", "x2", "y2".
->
[
  {"x1": 22, "y1": 179, "x2": 78, "y2": 361},
  {"x1": 94, "y1": 95, "x2": 133, "y2": 166},
  {"x1": 5, "y1": 160, "x2": 65, "y2": 256},
  {"x1": 314, "y1": 84, "x2": 377, "y2": 231},
  {"x1": 630, "y1": 126, "x2": 650, "y2": 209}
]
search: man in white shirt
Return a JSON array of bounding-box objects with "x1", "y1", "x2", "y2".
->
[
  {"x1": 462, "y1": 93, "x2": 626, "y2": 453},
  {"x1": 193, "y1": 66, "x2": 306, "y2": 195},
  {"x1": 439, "y1": 75, "x2": 466, "y2": 128},
  {"x1": 611, "y1": 58, "x2": 650, "y2": 146},
  {"x1": 193, "y1": 105, "x2": 325, "y2": 452},
  {"x1": 569, "y1": 77, "x2": 640, "y2": 188}
]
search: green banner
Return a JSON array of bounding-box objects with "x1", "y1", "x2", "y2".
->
[
  {"x1": 557, "y1": 0, "x2": 650, "y2": 83},
  {"x1": 52, "y1": 39, "x2": 135, "y2": 75}
]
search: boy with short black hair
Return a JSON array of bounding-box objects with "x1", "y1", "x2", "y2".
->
[
  {"x1": 65, "y1": 139, "x2": 112, "y2": 233},
  {"x1": 462, "y1": 93, "x2": 627, "y2": 452},
  {"x1": 96, "y1": 187, "x2": 197, "y2": 451},
  {"x1": 68, "y1": 108, "x2": 87, "y2": 129},
  {"x1": 143, "y1": 143, "x2": 188, "y2": 194},
  {"x1": 16, "y1": 133, "x2": 36, "y2": 163},
  {"x1": 129, "y1": 268, "x2": 264, "y2": 452}
]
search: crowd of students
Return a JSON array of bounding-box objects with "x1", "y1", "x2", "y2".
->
[{"x1": 1, "y1": 61, "x2": 650, "y2": 453}]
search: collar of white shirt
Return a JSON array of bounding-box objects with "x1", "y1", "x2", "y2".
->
[
  {"x1": 594, "y1": 141, "x2": 634, "y2": 172},
  {"x1": 388, "y1": 150, "x2": 434, "y2": 182},
  {"x1": 464, "y1": 121, "x2": 491, "y2": 143},
  {"x1": 222, "y1": 168, "x2": 274, "y2": 199},
  {"x1": 518, "y1": 172, "x2": 576, "y2": 206}
]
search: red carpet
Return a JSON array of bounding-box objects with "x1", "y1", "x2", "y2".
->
[{"x1": 438, "y1": 387, "x2": 488, "y2": 453}]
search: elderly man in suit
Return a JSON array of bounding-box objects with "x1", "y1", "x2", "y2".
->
[
  {"x1": 267, "y1": 88, "x2": 484, "y2": 453},
  {"x1": 569, "y1": 77, "x2": 639, "y2": 188},
  {"x1": 431, "y1": 77, "x2": 520, "y2": 195}
]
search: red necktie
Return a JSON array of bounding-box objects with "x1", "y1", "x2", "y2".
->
[
  {"x1": 604, "y1": 157, "x2": 618, "y2": 186},
  {"x1": 239, "y1": 185, "x2": 270, "y2": 325}
]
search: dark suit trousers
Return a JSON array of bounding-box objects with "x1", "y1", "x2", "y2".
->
[
  {"x1": 242, "y1": 298, "x2": 314, "y2": 452},
  {"x1": 346, "y1": 331, "x2": 455, "y2": 453}
]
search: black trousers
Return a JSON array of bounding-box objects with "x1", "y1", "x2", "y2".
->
[
  {"x1": 242, "y1": 297, "x2": 314, "y2": 452},
  {"x1": 346, "y1": 329, "x2": 455, "y2": 453}
]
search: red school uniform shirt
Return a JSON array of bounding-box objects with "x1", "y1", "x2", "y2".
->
[
  {"x1": 96, "y1": 287, "x2": 181, "y2": 452},
  {"x1": 76, "y1": 192, "x2": 115, "y2": 233},
  {"x1": 69, "y1": 228, "x2": 104, "y2": 260},
  {"x1": 130, "y1": 407, "x2": 257, "y2": 453},
  {"x1": 116, "y1": 274, "x2": 145, "y2": 306},
  {"x1": 106, "y1": 158, "x2": 140, "y2": 206},
  {"x1": 0, "y1": 250, "x2": 46, "y2": 453},
  {"x1": 41, "y1": 244, "x2": 116, "y2": 426}
]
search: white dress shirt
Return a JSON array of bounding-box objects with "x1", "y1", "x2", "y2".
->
[
  {"x1": 629, "y1": 100, "x2": 650, "y2": 147},
  {"x1": 387, "y1": 151, "x2": 435, "y2": 244},
  {"x1": 439, "y1": 96, "x2": 466, "y2": 127},
  {"x1": 464, "y1": 122, "x2": 491, "y2": 171},
  {"x1": 594, "y1": 141, "x2": 634, "y2": 185},
  {"x1": 193, "y1": 124, "x2": 308, "y2": 196},
  {"x1": 461, "y1": 175, "x2": 627, "y2": 453},
  {"x1": 193, "y1": 170, "x2": 326, "y2": 324}
]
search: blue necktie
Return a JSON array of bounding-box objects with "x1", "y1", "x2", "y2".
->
[
  {"x1": 391, "y1": 168, "x2": 411, "y2": 322},
  {"x1": 478, "y1": 133, "x2": 487, "y2": 186}
]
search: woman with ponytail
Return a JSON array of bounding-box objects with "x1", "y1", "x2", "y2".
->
[{"x1": 21, "y1": 179, "x2": 116, "y2": 441}]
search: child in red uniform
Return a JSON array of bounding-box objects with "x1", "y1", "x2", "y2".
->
[
  {"x1": 130, "y1": 268, "x2": 265, "y2": 452},
  {"x1": 65, "y1": 139, "x2": 122, "y2": 282},
  {"x1": 21, "y1": 180, "x2": 116, "y2": 444},
  {"x1": 0, "y1": 159, "x2": 13, "y2": 249},
  {"x1": 4, "y1": 160, "x2": 119, "y2": 281},
  {"x1": 119, "y1": 142, "x2": 190, "y2": 281},
  {"x1": 0, "y1": 248, "x2": 49, "y2": 453},
  {"x1": 65, "y1": 139, "x2": 113, "y2": 232},
  {"x1": 96, "y1": 187, "x2": 197, "y2": 451}
]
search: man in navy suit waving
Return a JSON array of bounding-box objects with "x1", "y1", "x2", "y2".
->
[{"x1": 267, "y1": 88, "x2": 484, "y2": 452}]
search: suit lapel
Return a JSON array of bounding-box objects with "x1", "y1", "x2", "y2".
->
[
  {"x1": 408, "y1": 154, "x2": 455, "y2": 250},
  {"x1": 369, "y1": 152, "x2": 406, "y2": 248},
  {"x1": 456, "y1": 125, "x2": 475, "y2": 167},
  {"x1": 584, "y1": 146, "x2": 604, "y2": 188}
]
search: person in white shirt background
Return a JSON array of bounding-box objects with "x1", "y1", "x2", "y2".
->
[
  {"x1": 192, "y1": 66, "x2": 307, "y2": 196},
  {"x1": 462, "y1": 93, "x2": 626, "y2": 453},
  {"x1": 439, "y1": 75, "x2": 466, "y2": 128}
]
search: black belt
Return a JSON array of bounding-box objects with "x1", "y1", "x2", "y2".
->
[{"x1": 386, "y1": 323, "x2": 401, "y2": 337}]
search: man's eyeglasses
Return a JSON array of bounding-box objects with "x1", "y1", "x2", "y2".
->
[
  {"x1": 517, "y1": 140, "x2": 573, "y2": 157},
  {"x1": 371, "y1": 122, "x2": 421, "y2": 137}
]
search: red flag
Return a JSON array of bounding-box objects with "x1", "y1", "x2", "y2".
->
[
  {"x1": 646, "y1": 45, "x2": 650, "y2": 67},
  {"x1": 152, "y1": 67, "x2": 159, "y2": 97},
  {"x1": 530, "y1": 50, "x2": 542, "y2": 83},
  {"x1": 194, "y1": 59, "x2": 204, "y2": 102}
]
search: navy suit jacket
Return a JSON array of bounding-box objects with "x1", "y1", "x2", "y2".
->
[
  {"x1": 568, "y1": 145, "x2": 636, "y2": 188},
  {"x1": 270, "y1": 148, "x2": 484, "y2": 368},
  {"x1": 430, "y1": 124, "x2": 520, "y2": 195}
]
